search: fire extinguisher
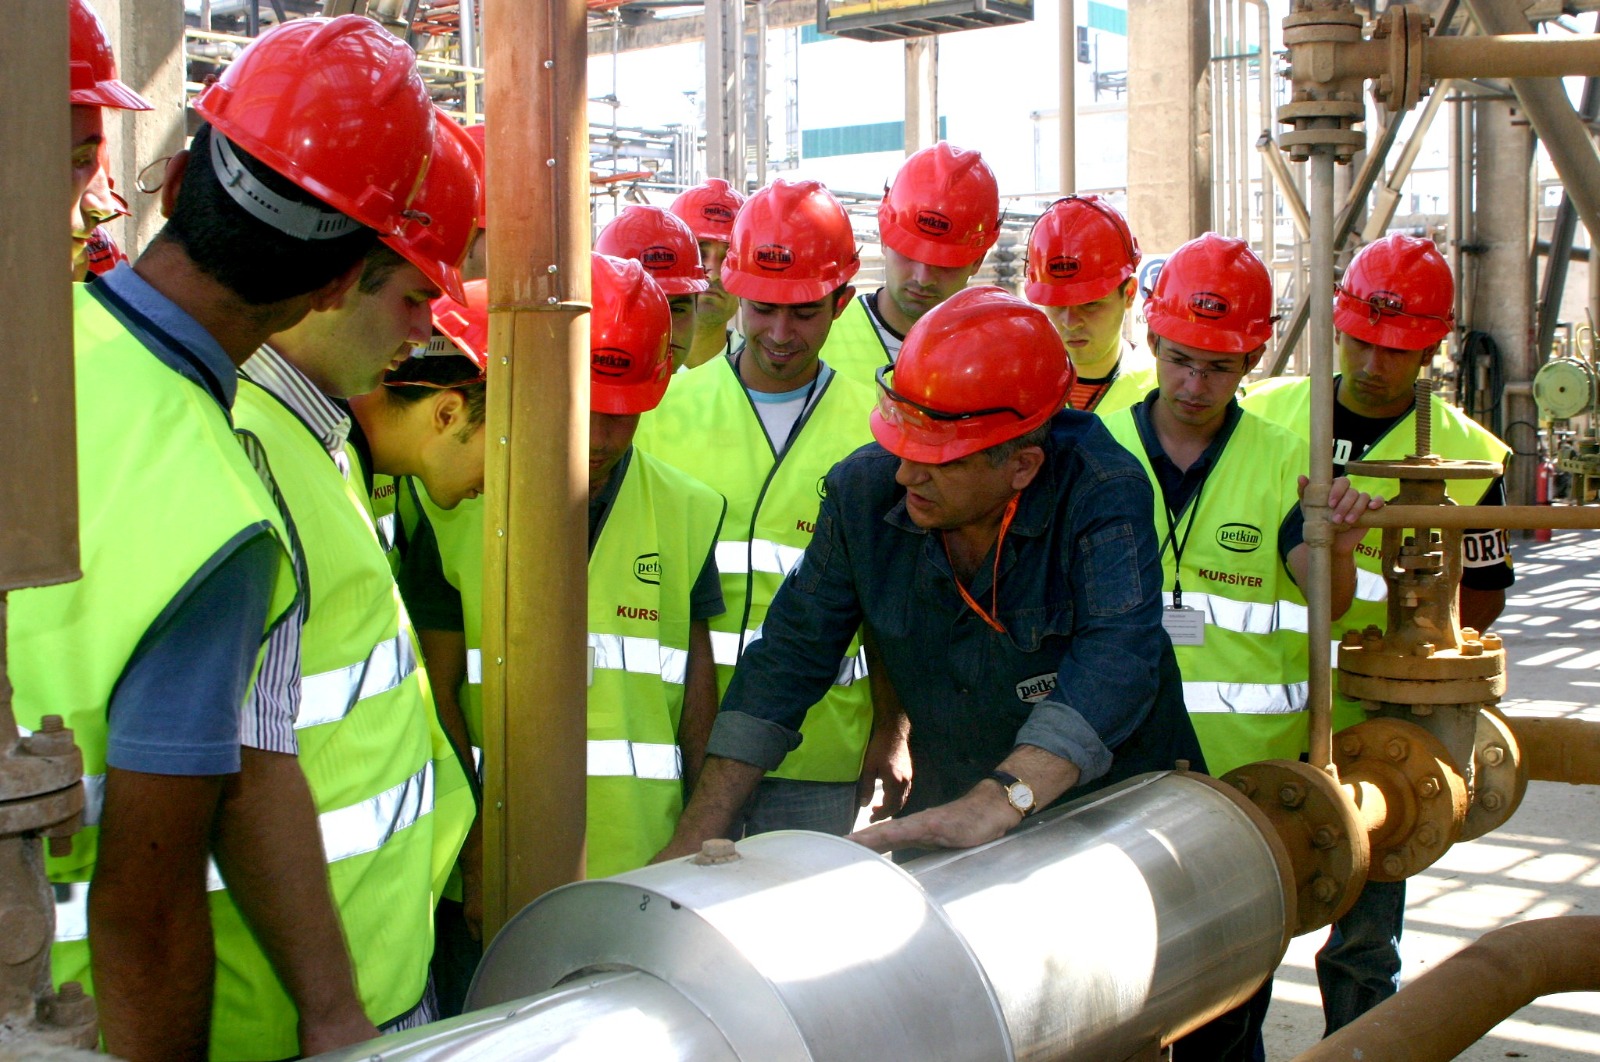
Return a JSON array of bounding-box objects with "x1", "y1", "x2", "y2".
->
[{"x1": 1535, "y1": 455, "x2": 1554, "y2": 543}]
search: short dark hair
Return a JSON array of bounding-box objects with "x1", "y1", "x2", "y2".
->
[
  {"x1": 984, "y1": 421, "x2": 1051, "y2": 467},
  {"x1": 153, "y1": 124, "x2": 378, "y2": 306},
  {"x1": 357, "y1": 244, "x2": 409, "y2": 296},
  {"x1": 383, "y1": 351, "x2": 487, "y2": 436}
]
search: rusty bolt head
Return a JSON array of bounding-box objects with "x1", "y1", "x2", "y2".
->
[
  {"x1": 1417, "y1": 777, "x2": 1440, "y2": 800},
  {"x1": 1312, "y1": 825, "x2": 1338, "y2": 849},
  {"x1": 1483, "y1": 633, "x2": 1504, "y2": 651},
  {"x1": 1341, "y1": 629, "x2": 1364, "y2": 648},
  {"x1": 1279, "y1": 783, "x2": 1307, "y2": 809},
  {"x1": 1363, "y1": 631, "x2": 1385, "y2": 651},
  {"x1": 1404, "y1": 535, "x2": 1417, "y2": 547},
  {"x1": 1311, "y1": 876, "x2": 1340, "y2": 904},
  {"x1": 1386, "y1": 738, "x2": 1409, "y2": 762},
  {"x1": 1364, "y1": 625, "x2": 1384, "y2": 638},
  {"x1": 1340, "y1": 734, "x2": 1363, "y2": 757},
  {"x1": 58, "y1": 982, "x2": 84, "y2": 1002},
  {"x1": 692, "y1": 839, "x2": 740, "y2": 866},
  {"x1": 1462, "y1": 640, "x2": 1484, "y2": 657},
  {"x1": 1417, "y1": 822, "x2": 1441, "y2": 847},
  {"x1": 1411, "y1": 704, "x2": 1434, "y2": 716},
  {"x1": 1481, "y1": 791, "x2": 1504, "y2": 811},
  {"x1": 1233, "y1": 776, "x2": 1257, "y2": 797},
  {"x1": 1382, "y1": 853, "x2": 1407, "y2": 877},
  {"x1": 1461, "y1": 627, "x2": 1480, "y2": 642},
  {"x1": 1482, "y1": 744, "x2": 1506, "y2": 767},
  {"x1": 1413, "y1": 642, "x2": 1435, "y2": 658},
  {"x1": 1402, "y1": 593, "x2": 1420, "y2": 609},
  {"x1": 39, "y1": 715, "x2": 64, "y2": 733}
]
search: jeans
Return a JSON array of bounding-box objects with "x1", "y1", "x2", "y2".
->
[
  {"x1": 732, "y1": 777, "x2": 858, "y2": 837},
  {"x1": 1316, "y1": 877, "x2": 1406, "y2": 1035},
  {"x1": 431, "y1": 897, "x2": 484, "y2": 1020},
  {"x1": 1171, "y1": 974, "x2": 1272, "y2": 1062}
]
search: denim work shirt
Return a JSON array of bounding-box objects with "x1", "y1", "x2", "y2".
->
[{"x1": 707, "y1": 409, "x2": 1205, "y2": 814}]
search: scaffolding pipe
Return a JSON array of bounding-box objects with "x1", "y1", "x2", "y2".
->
[
  {"x1": 481, "y1": 0, "x2": 592, "y2": 937},
  {"x1": 1257, "y1": 134, "x2": 1311, "y2": 238},
  {"x1": 459, "y1": 0, "x2": 478, "y2": 122},
  {"x1": 1354, "y1": 503, "x2": 1600, "y2": 529},
  {"x1": 1289, "y1": 917, "x2": 1600, "y2": 1062},
  {"x1": 1244, "y1": 0, "x2": 1275, "y2": 265},
  {"x1": 1307, "y1": 149, "x2": 1337, "y2": 773},
  {"x1": 1060, "y1": 0, "x2": 1076, "y2": 191},
  {"x1": 1362, "y1": 83, "x2": 1455, "y2": 243},
  {"x1": 1459, "y1": 0, "x2": 1600, "y2": 242}
]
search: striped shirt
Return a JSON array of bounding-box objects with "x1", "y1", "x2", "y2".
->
[{"x1": 234, "y1": 345, "x2": 355, "y2": 753}]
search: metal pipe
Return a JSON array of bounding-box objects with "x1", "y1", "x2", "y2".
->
[
  {"x1": 1257, "y1": 133, "x2": 1311, "y2": 239},
  {"x1": 459, "y1": 0, "x2": 478, "y2": 122},
  {"x1": 481, "y1": 0, "x2": 592, "y2": 936},
  {"x1": 1060, "y1": 0, "x2": 1076, "y2": 192},
  {"x1": 1244, "y1": 0, "x2": 1274, "y2": 265},
  {"x1": 1355, "y1": 503, "x2": 1600, "y2": 529},
  {"x1": 1505, "y1": 716, "x2": 1600, "y2": 785},
  {"x1": 755, "y1": 0, "x2": 768, "y2": 185},
  {"x1": 1362, "y1": 83, "x2": 1454, "y2": 243},
  {"x1": 1307, "y1": 150, "x2": 1338, "y2": 773},
  {"x1": 1289, "y1": 917, "x2": 1600, "y2": 1062},
  {"x1": 1461, "y1": 0, "x2": 1600, "y2": 242},
  {"x1": 1324, "y1": 33, "x2": 1600, "y2": 82}
]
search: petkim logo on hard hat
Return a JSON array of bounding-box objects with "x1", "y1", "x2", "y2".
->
[
  {"x1": 641, "y1": 245, "x2": 678, "y2": 271},
  {"x1": 915, "y1": 210, "x2": 953, "y2": 236},
  {"x1": 1190, "y1": 292, "x2": 1231, "y2": 319},
  {"x1": 634, "y1": 553, "x2": 662, "y2": 584},
  {"x1": 703, "y1": 204, "x2": 735, "y2": 223},
  {"x1": 592, "y1": 348, "x2": 634, "y2": 377},
  {"x1": 1047, "y1": 255, "x2": 1081, "y2": 279},
  {"x1": 755, "y1": 244, "x2": 794, "y2": 271},
  {"x1": 1216, "y1": 523, "x2": 1263, "y2": 553}
]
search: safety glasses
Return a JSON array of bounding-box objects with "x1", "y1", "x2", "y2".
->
[{"x1": 874, "y1": 365, "x2": 1027, "y2": 428}]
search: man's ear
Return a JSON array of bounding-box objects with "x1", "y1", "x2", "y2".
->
[
  {"x1": 1243, "y1": 348, "x2": 1264, "y2": 375},
  {"x1": 431, "y1": 389, "x2": 467, "y2": 434},
  {"x1": 832, "y1": 285, "x2": 857, "y2": 320},
  {"x1": 1010, "y1": 445, "x2": 1047, "y2": 492},
  {"x1": 307, "y1": 258, "x2": 365, "y2": 313},
  {"x1": 158, "y1": 150, "x2": 190, "y2": 219}
]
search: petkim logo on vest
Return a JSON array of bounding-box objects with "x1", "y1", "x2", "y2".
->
[
  {"x1": 915, "y1": 209, "x2": 953, "y2": 236},
  {"x1": 816, "y1": 475, "x2": 828, "y2": 499},
  {"x1": 1216, "y1": 522, "x2": 1263, "y2": 553},
  {"x1": 755, "y1": 244, "x2": 794, "y2": 271},
  {"x1": 634, "y1": 553, "x2": 662, "y2": 584},
  {"x1": 593, "y1": 348, "x2": 634, "y2": 377}
]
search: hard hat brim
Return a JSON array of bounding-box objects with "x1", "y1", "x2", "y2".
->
[{"x1": 70, "y1": 79, "x2": 152, "y2": 110}]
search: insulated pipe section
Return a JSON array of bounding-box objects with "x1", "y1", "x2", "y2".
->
[
  {"x1": 1506, "y1": 716, "x2": 1600, "y2": 786},
  {"x1": 315, "y1": 771, "x2": 1294, "y2": 1062},
  {"x1": 1289, "y1": 917, "x2": 1600, "y2": 1062}
]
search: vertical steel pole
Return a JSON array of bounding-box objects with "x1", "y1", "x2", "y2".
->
[
  {"x1": 756, "y1": 0, "x2": 768, "y2": 185},
  {"x1": 1060, "y1": 0, "x2": 1076, "y2": 192},
  {"x1": 1306, "y1": 149, "x2": 1337, "y2": 773},
  {"x1": 459, "y1": 0, "x2": 478, "y2": 122},
  {"x1": 481, "y1": 0, "x2": 591, "y2": 935}
]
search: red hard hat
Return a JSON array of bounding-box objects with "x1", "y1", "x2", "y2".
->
[
  {"x1": 1025, "y1": 194, "x2": 1141, "y2": 305},
  {"x1": 84, "y1": 226, "x2": 128, "y2": 277},
  {"x1": 878, "y1": 142, "x2": 1000, "y2": 269},
  {"x1": 1143, "y1": 233, "x2": 1275, "y2": 355},
  {"x1": 381, "y1": 110, "x2": 484, "y2": 302},
  {"x1": 592, "y1": 253, "x2": 672, "y2": 415},
  {"x1": 871, "y1": 286, "x2": 1074, "y2": 464},
  {"x1": 723, "y1": 179, "x2": 860, "y2": 304},
  {"x1": 1334, "y1": 234, "x2": 1455, "y2": 350},
  {"x1": 595, "y1": 205, "x2": 709, "y2": 296},
  {"x1": 193, "y1": 15, "x2": 434, "y2": 237},
  {"x1": 669, "y1": 178, "x2": 745, "y2": 243},
  {"x1": 429, "y1": 279, "x2": 489, "y2": 374},
  {"x1": 70, "y1": 0, "x2": 151, "y2": 110},
  {"x1": 463, "y1": 124, "x2": 488, "y2": 222}
]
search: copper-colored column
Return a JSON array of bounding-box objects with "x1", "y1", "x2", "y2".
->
[{"x1": 480, "y1": 0, "x2": 592, "y2": 936}]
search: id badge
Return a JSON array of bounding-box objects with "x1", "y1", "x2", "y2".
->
[
  {"x1": 1162, "y1": 606, "x2": 1206, "y2": 646},
  {"x1": 587, "y1": 644, "x2": 596, "y2": 688}
]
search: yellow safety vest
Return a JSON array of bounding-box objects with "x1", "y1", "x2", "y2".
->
[
  {"x1": 1103, "y1": 407, "x2": 1312, "y2": 775},
  {"x1": 11, "y1": 286, "x2": 296, "y2": 1003},
  {"x1": 634, "y1": 358, "x2": 878, "y2": 782},
  {"x1": 1089, "y1": 343, "x2": 1160, "y2": 415},
  {"x1": 818, "y1": 295, "x2": 895, "y2": 392},
  {"x1": 1242, "y1": 376, "x2": 1511, "y2": 730}
]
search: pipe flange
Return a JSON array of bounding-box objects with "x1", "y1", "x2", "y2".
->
[
  {"x1": 1278, "y1": 128, "x2": 1367, "y2": 162},
  {"x1": 1339, "y1": 670, "x2": 1507, "y2": 705},
  {"x1": 1222, "y1": 759, "x2": 1368, "y2": 936},
  {"x1": 1460, "y1": 704, "x2": 1529, "y2": 842},
  {"x1": 1338, "y1": 629, "x2": 1505, "y2": 681},
  {"x1": 1334, "y1": 718, "x2": 1468, "y2": 882}
]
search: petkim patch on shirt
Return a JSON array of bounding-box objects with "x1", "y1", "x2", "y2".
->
[{"x1": 1016, "y1": 672, "x2": 1058, "y2": 704}]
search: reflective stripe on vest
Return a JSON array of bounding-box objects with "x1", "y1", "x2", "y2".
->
[
  {"x1": 374, "y1": 511, "x2": 397, "y2": 554},
  {"x1": 296, "y1": 629, "x2": 419, "y2": 729},
  {"x1": 1183, "y1": 681, "x2": 1309, "y2": 714},
  {"x1": 466, "y1": 647, "x2": 483, "y2": 685},
  {"x1": 588, "y1": 739, "x2": 683, "y2": 780},
  {"x1": 709, "y1": 628, "x2": 869, "y2": 686},
  {"x1": 54, "y1": 765, "x2": 436, "y2": 942},
  {"x1": 590, "y1": 633, "x2": 689, "y2": 686},
  {"x1": 1183, "y1": 592, "x2": 1309, "y2": 636},
  {"x1": 715, "y1": 538, "x2": 805, "y2": 577},
  {"x1": 1355, "y1": 567, "x2": 1389, "y2": 603}
]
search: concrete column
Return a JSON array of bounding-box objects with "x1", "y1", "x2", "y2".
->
[
  {"x1": 1468, "y1": 96, "x2": 1536, "y2": 505},
  {"x1": 90, "y1": 0, "x2": 185, "y2": 263},
  {"x1": 1127, "y1": 0, "x2": 1211, "y2": 251},
  {"x1": 904, "y1": 37, "x2": 938, "y2": 155}
]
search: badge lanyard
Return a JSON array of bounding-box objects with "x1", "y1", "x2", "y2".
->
[
  {"x1": 1158, "y1": 473, "x2": 1209, "y2": 609},
  {"x1": 943, "y1": 494, "x2": 1020, "y2": 636}
]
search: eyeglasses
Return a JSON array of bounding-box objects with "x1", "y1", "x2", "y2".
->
[
  {"x1": 875, "y1": 365, "x2": 1027, "y2": 426},
  {"x1": 1152, "y1": 341, "x2": 1248, "y2": 382}
]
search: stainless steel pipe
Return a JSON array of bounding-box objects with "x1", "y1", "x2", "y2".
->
[{"x1": 311, "y1": 772, "x2": 1295, "y2": 1062}]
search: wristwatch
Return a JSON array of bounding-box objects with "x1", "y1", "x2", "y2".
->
[{"x1": 988, "y1": 770, "x2": 1037, "y2": 817}]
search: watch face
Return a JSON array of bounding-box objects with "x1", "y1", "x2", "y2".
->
[{"x1": 1011, "y1": 782, "x2": 1036, "y2": 811}]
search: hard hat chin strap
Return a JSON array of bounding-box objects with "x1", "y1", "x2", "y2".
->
[{"x1": 210, "y1": 131, "x2": 362, "y2": 242}]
